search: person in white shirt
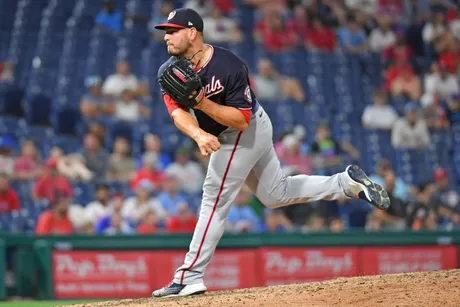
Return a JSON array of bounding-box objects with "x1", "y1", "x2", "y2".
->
[
  {"x1": 121, "y1": 179, "x2": 167, "y2": 223},
  {"x1": 203, "y1": 6, "x2": 242, "y2": 44},
  {"x1": 184, "y1": 0, "x2": 212, "y2": 18},
  {"x1": 422, "y1": 12, "x2": 446, "y2": 44},
  {"x1": 165, "y1": 147, "x2": 205, "y2": 194},
  {"x1": 102, "y1": 60, "x2": 139, "y2": 98},
  {"x1": 423, "y1": 63, "x2": 460, "y2": 103},
  {"x1": 84, "y1": 183, "x2": 112, "y2": 226},
  {"x1": 114, "y1": 89, "x2": 151, "y2": 122},
  {"x1": 450, "y1": 10, "x2": 460, "y2": 41},
  {"x1": 392, "y1": 102, "x2": 431, "y2": 149},
  {"x1": 369, "y1": 15, "x2": 396, "y2": 53},
  {"x1": 362, "y1": 89, "x2": 399, "y2": 130}
]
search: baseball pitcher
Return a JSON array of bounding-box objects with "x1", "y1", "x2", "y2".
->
[{"x1": 152, "y1": 8, "x2": 390, "y2": 298}]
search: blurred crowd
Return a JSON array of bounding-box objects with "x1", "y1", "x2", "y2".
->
[{"x1": 1, "y1": 0, "x2": 460, "y2": 235}]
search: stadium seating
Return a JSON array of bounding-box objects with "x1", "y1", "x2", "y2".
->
[{"x1": 0, "y1": 0, "x2": 458, "y2": 231}]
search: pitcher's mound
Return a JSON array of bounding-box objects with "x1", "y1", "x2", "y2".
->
[{"x1": 69, "y1": 269, "x2": 460, "y2": 307}]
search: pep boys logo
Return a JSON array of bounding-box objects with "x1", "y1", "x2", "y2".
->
[
  {"x1": 203, "y1": 75, "x2": 224, "y2": 97},
  {"x1": 264, "y1": 249, "x2": 354, "y2": 274},
  {"x1": 54, "y1": 253, "x2": 148, "y2": 278}
]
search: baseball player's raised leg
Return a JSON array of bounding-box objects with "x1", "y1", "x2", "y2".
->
[{"x1": 243, "y1": 109, "x2": 390, "y2": 210}]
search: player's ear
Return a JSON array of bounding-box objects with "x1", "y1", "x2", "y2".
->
[{"x1": 189, "y1": 27, "x2": 199, "y2": 41}]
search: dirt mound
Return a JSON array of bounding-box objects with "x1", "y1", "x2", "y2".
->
[{"x1": 69, "y1": 269, "x2": 460, "y2": 307}]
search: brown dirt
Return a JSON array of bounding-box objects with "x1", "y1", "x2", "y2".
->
[{"x1": 68, "y1": 269, "x2": 460, "y2": 307}]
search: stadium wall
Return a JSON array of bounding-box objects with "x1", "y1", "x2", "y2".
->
[{"x1": 1, "y1": 231, "x2": 460, "y2": 300}]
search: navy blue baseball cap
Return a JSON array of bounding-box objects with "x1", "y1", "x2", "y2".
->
[{"x1": 154, "y1": 8, "x2": 204, "y2": 32}]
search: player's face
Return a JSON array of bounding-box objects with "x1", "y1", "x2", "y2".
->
[{"x1": 164, "y1": 28, "x2": 192, "y2": 56}]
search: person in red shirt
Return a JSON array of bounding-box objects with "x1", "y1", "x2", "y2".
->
[
  {"x1": 305, "y1": 17, "x2": 336, "y2": 52},
  {"x1": 137, "y1": 210, "x2": 158, "y2": 234},
  {"x1": 439, "y1": 41, "x2": 460, "y2": 73},
  {"x1": 166, "y1": 203, "x2": 198, "y2": 233},
  {"x1": 383, "y1": 34, "x2": 413, "y2": 67},
  {"x1": 0, "y1": 173, "x2": 20, "y2": 213},
  {"x1": 130, "y1": 155, "x2": 166, "y2": 190},
  {"x1": 35, "y1": 189, "x2": 74, "y2": 235},
  {"x1": 13, "y1": 140, "x2": 41, "y2": 181},
  {"x1": 254, "y1": 11, "x2": 296, "y2": 52},
  {"x1": 33, "y1": 158, "x2": 74, "y2": 202}
]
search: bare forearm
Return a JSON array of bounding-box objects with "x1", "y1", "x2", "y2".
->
[
  {"x1": 171, "y1": 108, "x2": 205, "y2": 142},
  {"x1": 195, "y1": 98, "x2": 248, "y2": 131}
]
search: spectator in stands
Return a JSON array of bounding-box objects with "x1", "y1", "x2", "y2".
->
[
  {"x1": 203, "y1": 6, "x2": 242, "y2": 44},
  {"x1": 131, "y1": 155, "x2": 165, "y2": 190},
  {"x1": 302, "y1": 214, "x2": 328, "y2": 232},
  {"x1": 33, "y1": 158, "x2": 74, "y2": 202},
  {"x1": 106, "y1": 137, "x2": 136, "y2": 183},
  {"x1": 288, "y1": 4, "x2": 309, "y2": 41},
  {"x1": 0, "y1": 62, "x2": 14, "y2": 83},
  {"x1": 141, "y1": 133, "x2": 172, "y2": 172},
  {"x1": 311, "y1": 122, "x2": 361, "y2": 173},
  {"x1": 438, "y1": 39, "x2": 460, "y2": 73},
  {"x1": 431, "y1": 168, "x2": 460, "y2": 224},
  {"x1": 422, "y1": 11, "x2": 447, "y2": 47},
  {"x1": 390, "y1": 63, "x2": 422, "y2": 101},
  {"x1": 13, "y1": 140, "x2": 41, "y2": 181},
  {"x1": 102, "y1": 60, "x2": 139, "y2": 99},
  {"x1": 366, "y1": 171, "x2": 407, "y2": 231},
  {"x1": 445, "y1": 93, "x2": 460, "y2": 125},
  {"x1": 423, "y1": 63, "x2": 460, "y2": 103},
  {"x1": 94, "y1": 193, "x2": 124, "y2": 230},
  {"x1": 226, "y1": 188, "x2": 261, "y2": 233},
  {"x1": 0, "y1": 136, "x2": 15, "y2": 177},
  {"x1": 137, "y1": 210, "x2": 159, "y2": 234},
  {"x1": 80, "y1": 76, "x2": 111, "y2": 120},
  {"x1": 369, "y1": 158, "x2": 409, "y2": 201},
  {"x1": 165, "y1": 147, "x2": 204, "y2": 194},
  {"x1": 383, "y1": 34, "x2": 413, "y2": 68},
  {"x1": 369, "y1": 15, "x2": 396, "y2": 53},
  {"x1": 35, "y1": 189, "x2": 74, "y2": 235},
  {"x1": 95, "y1": 0, "x2": 123, "y2": 33},
  {"x1": 0, "y1": 173, "x2": 20, "y2": 213},
  {"x1": 157, "y1": 175, "x2": 189, "y2": 216},
  {"x1": 84, "y1": 183, "x2": 112, "y2": 226},
  {"x1": 304, "y1": 17, "x2": 337, "y2": 52},
  {"x1": 110, "y1": 89, "x2": 151, "y2": 122},
  {"x1": 275, "y1": 133, "x2": 313, "y2": 175},
  {"x1": 166, "y1": 203, "x2": 198, "y2": 233},
  {"x1": 251, "y1": 58, "x2": 306, "y2": 103},
  {"x1": 79, "y1": 132, "x2": 109, "y2": 181},
  {"x1": 98, "y1": 212, "x2": 134, "y2": 235},
  {"x1": 362, "y1": 89, "x2": 399, "y2": 130},
  {"x1": 450, "y1": 9, "x2": 460, "y2": 40},
  {"x1": 329, "y1": 216, "x2": 345, "y2": 232},
  {"x1": 337, "y1": 15, "x2": 368, "y2": 54},
  {"x1": 422, "y1": 94, "x2": 450, "y2": 130},
  {"x1": 149, "y1": 1, "x2": 175, "y2": 41},
  {"x1": 51, "y1": 146, "x2": 94, "y2": 182},
  {"x1": 391, "y1": 102, "x2": 431, "y2": 149},
  {"x1": 403, "y1": 0, "x2": 430, "y2": 24},
  {"x1": 407, "y1": 183, "x2": 438, "y2": 231},
  {"x1": 254, "y1": 11, "x2": 296, "y2": 52},
  {"x1": 261, "y1": 208, "x2": 294, "y2": 232},
  {"x1": 68, "y1": 205, "x2": 94, "y2": 234},
  {"x1": 122, "y1": 179, "x2": 167, "y2": 224},
  {"x1": 184, "y1": 0, "x2": 213, "y2": 17}
]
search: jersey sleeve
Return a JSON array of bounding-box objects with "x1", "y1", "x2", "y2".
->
[{"x1": 224, "y1": 64, "x2": 254, "y2": 110}]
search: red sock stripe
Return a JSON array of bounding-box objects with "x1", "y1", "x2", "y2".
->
[{"x1": 180, "y1": 132, "x2": 242, "y2": 284}]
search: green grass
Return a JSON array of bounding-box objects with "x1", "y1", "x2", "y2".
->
[{"x1": 0, "y1": 300, "x2": 102, "y2": 307}]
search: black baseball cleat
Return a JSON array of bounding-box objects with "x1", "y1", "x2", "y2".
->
[
  {"x1": 152, "y1": 281, "x2": 207, "y2": 298},
  {"x1": 346, "y1": 165, "x2": 390, "y2": 210}
]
